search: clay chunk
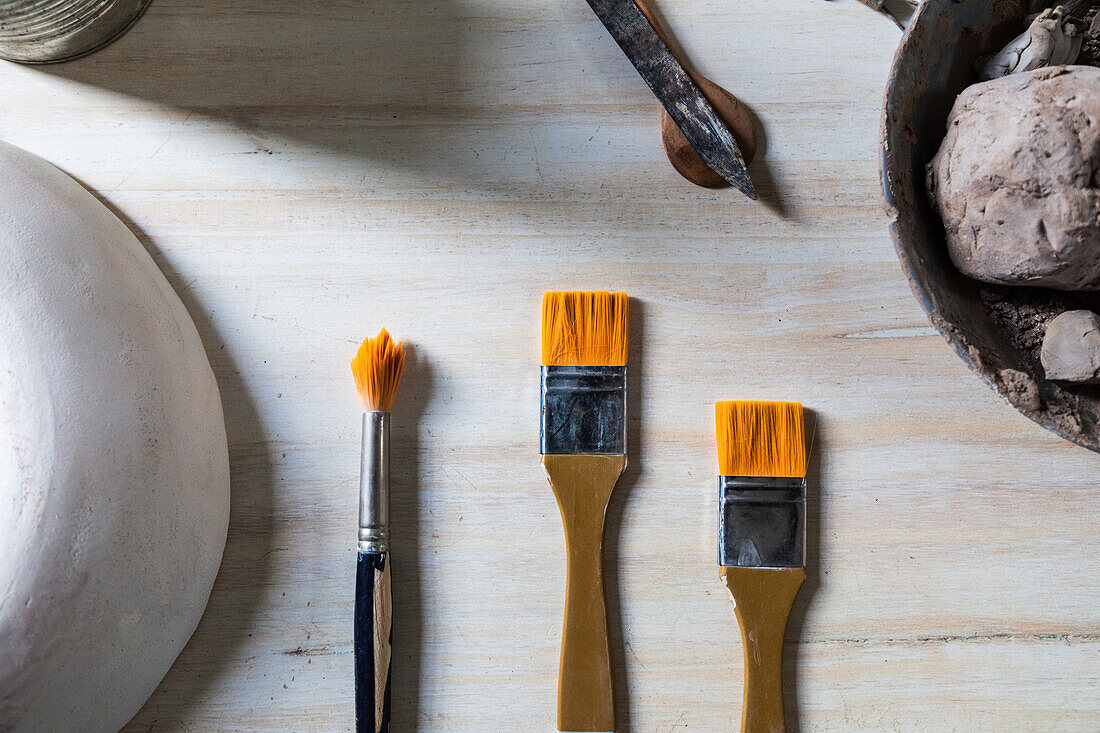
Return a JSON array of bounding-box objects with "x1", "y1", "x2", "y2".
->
[
  {"x1": 927, "y1": 66, "x2": 1100, "y2": 291},
  {"x1": 1041, "y1": 309, "x2": 1100, "y2": 383}
]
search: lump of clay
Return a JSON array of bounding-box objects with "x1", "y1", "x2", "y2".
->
[
  {"x1": 0, "y1": 141, "x2": 230, "y2": 732},
  {"x1": 978, "y1": 6, "x2": 1082, "y2": 79},
  {"x1": 1041, "y1": 309, "x2": 1100, "y2": 382},
  {"x1": 927, "y1": 65, "x2": 1100, "y2": 291}
]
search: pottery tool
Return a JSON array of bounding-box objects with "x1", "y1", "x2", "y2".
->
[
  {"x1": 541, "y1": 290, "x2": 628, "y2": 732},
  {"x1": 631, "y1": 0, "x2": 757, "y2": 188},
  {"x1": 580, "y1": 0, "x2": 756, "y2": 198},
  {"x1": 715, "y1": 400, "x2": 806, "y2": 733},
  {"x1": 855, "y1": 0, "x2": 919, "y2": 29},
  {"x1": 351, "y1": 328, "x2": 405, "y2": 733}
]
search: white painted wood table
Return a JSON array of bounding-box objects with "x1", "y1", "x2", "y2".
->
[{"x1": 2, "y1": 1, "x2": 1097, "y2": 730}]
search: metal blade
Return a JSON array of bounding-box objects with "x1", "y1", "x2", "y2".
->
[{"x1": 584, "y1": 0, "x2": 756, "y2": 198}]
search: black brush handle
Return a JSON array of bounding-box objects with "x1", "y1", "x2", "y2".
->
[{"x1": 355, "y1": 550, "x2": 392, "y2": 733}]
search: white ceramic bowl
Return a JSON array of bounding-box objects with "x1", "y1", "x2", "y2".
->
[{"x1": 0, "y1": 141, "x2": 230, "y2": 732}]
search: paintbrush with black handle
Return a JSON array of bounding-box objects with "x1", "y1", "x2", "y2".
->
[{"x1": 350, "y1": 328, "x2": 405, "y2": 733}]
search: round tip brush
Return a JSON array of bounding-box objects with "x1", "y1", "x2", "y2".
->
[{"x1": 350, "y1": 328, "x2": 406, "y2": 733}]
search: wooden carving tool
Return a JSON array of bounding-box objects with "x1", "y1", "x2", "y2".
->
[
  {"x1": 631, "y1": 0, "x2": 758, "y2": 188},
  {"x1": 715, "y1": 400, "x2": 807, "y2": 733},
  {"x1": 579, "y1": 0, "x2": 756, "y2": 197},
  {"x1": 541, "y1": 290, "x2": 629, "y2": 732},
  {"x1": 350, "y1": 328, "x2": 406, "y2": 733}
]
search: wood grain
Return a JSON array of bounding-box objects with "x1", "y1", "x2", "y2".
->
[
  {"x1": 723, "y1": 566, "x2": 806, "y2": 733},
  {"x1": 544, "y1": 453, "x2": 626, "y2": 732},
  {"x1": 0, "y1": 1, "x2": 1097, "y2": 731}
]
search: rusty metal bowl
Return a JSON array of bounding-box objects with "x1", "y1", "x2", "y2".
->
[{"x1": 881, "y1": 0, "x2": 1100, "y2": 452}]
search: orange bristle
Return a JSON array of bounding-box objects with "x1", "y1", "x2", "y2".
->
[
  {"x1": 541, "y1": 291, "x2": 628, "y2": 366},
  {"x1": 351, "y1": 328, "x2": 405, "y2": 411},
  {"x1": 715, "y1": 400, "x2": 806, "y2": 478}
]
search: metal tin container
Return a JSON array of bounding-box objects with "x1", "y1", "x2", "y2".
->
[{"x1": 0, "y1": 0, "x2": 152, "y2": 63}]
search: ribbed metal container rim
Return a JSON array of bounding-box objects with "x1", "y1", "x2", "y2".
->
[{"x1": 0, "y1": 0, "x2": 153, "y2": 64}]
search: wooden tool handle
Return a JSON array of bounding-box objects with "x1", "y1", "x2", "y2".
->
[
  {"x1": 543, "y1": 453, "x2": 627, "y2": 732},
  {"x1": 355, "y1": 551, "x2": 392, "y2": 733},
  {"x1": 723, "y1": 566, "x2": 805, "y2": 733}
]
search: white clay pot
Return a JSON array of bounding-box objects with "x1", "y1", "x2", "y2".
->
[{"x1": 0, "y1": 140, "x2": 230, "y2": 732}]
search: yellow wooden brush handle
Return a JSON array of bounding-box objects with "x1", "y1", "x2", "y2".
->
[
  {"x1": 543, "y1": 453, "x2": 626, "y2": 733},
  {"x1": 723, "y1": 566, "x2": 804, "y2": 733}
]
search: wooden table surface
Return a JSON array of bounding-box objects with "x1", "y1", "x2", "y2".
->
[{"x1": 3, "y1": 1, "x2": 1097, "y2": 730}]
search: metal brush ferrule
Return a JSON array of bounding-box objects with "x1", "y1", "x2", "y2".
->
[
  {"x1": 540, "y1": 365, "x2": 626, "y2": 455},
  {"x1": 718, "y1": 475, "x2": 805, "y2": 568},
  {"x1": 359, "y1": 411, "x2": 390, "y2": 553}
]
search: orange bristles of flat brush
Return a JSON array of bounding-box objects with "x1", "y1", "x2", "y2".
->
[
  {"x1": 351, "y1": 328, "x2": 405, "y2": 411},
  {"x1": 715, "y1": 399, "x2": 807, "y2": 733},
  {"x1": 541, "y1": 290, "x2": 628, "y2": 366},
  {"x1": 715, "y1": 400, "x2": 806, "y2": 478}
]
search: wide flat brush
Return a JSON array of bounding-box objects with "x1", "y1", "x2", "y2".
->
[
  {"x1": 540, "y1": 290, "x2": 629, "y2": 732},
  {"x1": 350, "y1": 328, "x2": 406, "y2": 733},
  {"x1": 715, "y1": 400, "x2": 807, "y2": 733}
]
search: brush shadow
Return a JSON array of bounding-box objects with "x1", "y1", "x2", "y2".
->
[
  {"x1": 603, "y1": 297, "x2": 645, "y2": 733},
  {"x1": 782, "y1": 407, "x2": 823, "y2": 733},
  {"x1": 77, "y1": 189, "x2": 279, "y2": 731},
  {"x1": 388, "y1": 348, "x2": 433, "y2": 730}
]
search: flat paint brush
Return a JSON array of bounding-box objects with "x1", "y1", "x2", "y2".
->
[
  {"x1": 715, "y1": 400, "x2": 806, "y2": 733},
  {"x1": 540, "y1": 290, "x2": 628, "y2": 732},
  {"x1": 350, "y1": 328, "x2": 406, "y2": 733}
]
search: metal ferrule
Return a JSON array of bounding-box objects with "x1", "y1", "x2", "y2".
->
[
  {"x1": 540, "y1": 365, "x2": 626, "y2": 455},
  {"x1": 718, "y1": 475, "x2": 805, "y2": 568},
  {"x1": 359, "y1": 411, "x2": 390, "y2": 553}
]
